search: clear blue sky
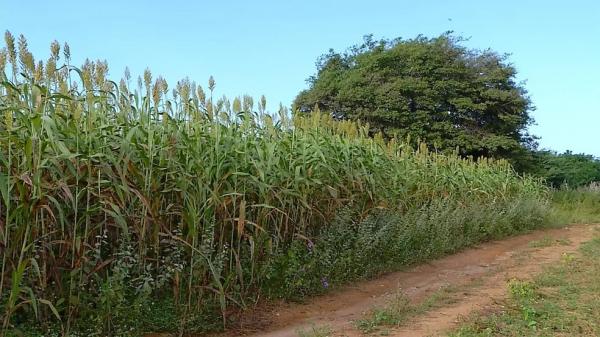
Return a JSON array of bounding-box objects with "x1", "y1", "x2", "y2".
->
[{"x1": 1, "y1": 0, "x2": 598, "y2": 156}]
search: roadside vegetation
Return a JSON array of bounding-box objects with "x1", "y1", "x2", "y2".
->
[
  {"x1": 549, "y1": 183, "x2": 600, "y2": 224},
  {"x1": 354, "y1": 205, "x2": 600, "y2": 335},
  {"x1": 449, "y1": 232, "x2": 600, "y2": 337}
]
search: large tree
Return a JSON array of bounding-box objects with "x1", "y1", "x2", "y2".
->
[{"x1": 295, "y1": 33, "x2": 536, "y2": 161}]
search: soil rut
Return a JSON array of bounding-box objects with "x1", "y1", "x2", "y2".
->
[{"x1": 220, "y1": 224, "x2": 598, "y2": 337}]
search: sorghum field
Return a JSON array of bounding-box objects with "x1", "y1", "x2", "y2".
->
[{"x1": 0, "y1": 33, "x2": 550, "y2": 336}]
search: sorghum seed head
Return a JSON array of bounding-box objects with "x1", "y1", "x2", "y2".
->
[
  {"x1": 143, "y1": 68, "x2": 152, "y2": 92},
  {"x1": 18, "y1": 35, "x2": 35, "y2": 74},
  {"x1": 197, "y1": 86, "x2": 206, "y2": 105},
  {"x1": 208, "y1": 76, "x2": 215, "y2": 92},
  {"x1": 232, "y1": 97, "x2": 242, "y2": 113},
  {"x1": 63, "y1": 42, "x2": 71, "y2": 61},
  {"x1": 45, "y1": 57, "x2": 56, "y2": 80},
  {"x1": 50, "y1": 40, "x2": 60, "y2": 60},
  {"x1": 4, "y1": 31, "x2": 16, "y2": 62},
  {"x1": 34, "y1": 60, "x2": 44, "y2": 81}
]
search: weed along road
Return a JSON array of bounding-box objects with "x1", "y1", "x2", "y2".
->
[{"x1": 216, "y1": 224, "x2": 598, "y2": 337}]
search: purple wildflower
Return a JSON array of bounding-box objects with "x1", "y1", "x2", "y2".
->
[{"x1": 321, "y1": 277, "x2": 329, "y2": 288}]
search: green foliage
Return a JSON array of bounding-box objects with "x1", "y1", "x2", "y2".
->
[
  {"x1": 527, "y1": 235, "x2": 571, "y2": 248},
  {"x1": 549, "y1": 185, "x2": 600, "y2": 224},
  {"x1": 265, "y1": 198, "x2": 550, "y2": 299},
  {"x1": 530, "y1": 151, "x2": 600, "y2": 187},
  {"x1": 507, "y1": 279, "x2": 539, "y2": 329},
  {"x1": 0, "y1": 32, "x2": 548, "y2": 335},
  {"x1": 356, "y1": 292, "x2": 413, "y2": 333},
  {"x1": 295, "y1": 33, "x2": 535, "y2": 161}
]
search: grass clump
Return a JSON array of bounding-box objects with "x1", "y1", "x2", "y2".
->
[
  {"x1": 357, "y1": 292, "x2": 413, "y2": 333},
  {"x1": 356, "y1": 283, "x2": 472, "y2": 334},
  {"x1": 549, "y1": 185, "x2": 600, "y2": 225},
  {"x1": 296, "y1": 324, "x2": 333, "y2": 337},
  {"x1": 528, "y1": 235, "x2": 571, "y2": 248},
  {"x1": 0, "y1": 33, "x2": 550, "y2": 335}
]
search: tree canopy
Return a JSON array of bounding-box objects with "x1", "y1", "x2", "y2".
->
[
  {"x1": 531, "y1": 151, "x2": 600, "y2": 187},
  {"x1": 294, "y1": 33, "x2": 536, "y2": 161}
]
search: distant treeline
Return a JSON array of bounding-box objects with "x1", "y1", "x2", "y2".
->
[{"x1": 528, "y1": 151, "x2": 600, "y2": 188}]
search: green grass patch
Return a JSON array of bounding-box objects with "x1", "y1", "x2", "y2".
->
[
  {"x1": 549, "y1": 188, "x2": 600, "y2": 225},
  {"x1": 296, "y1": 324, "x2": 333, "y2": 337},
  {"x1": 356, "y1": 282, "x2": 478, "y2": 334},
  {"x1": 448, "y1": 235, "x2": 600, "y2": 337},
  {"x1": 528, "y1": 236, "x2": 571, "y2": 248}
]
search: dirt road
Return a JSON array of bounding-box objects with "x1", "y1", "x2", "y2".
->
[{"x1": 221, "y1": 224, "x2": 598, "y2": 337}]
